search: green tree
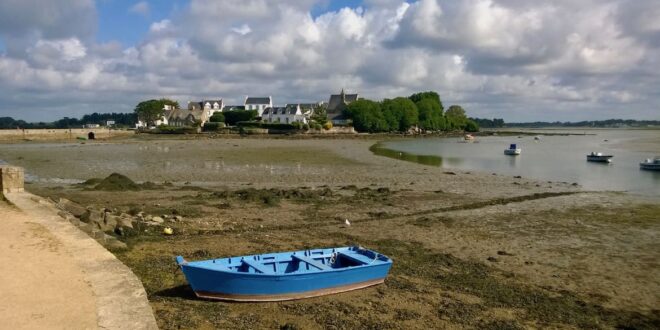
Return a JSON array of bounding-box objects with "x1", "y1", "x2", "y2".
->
[
  {"x1": 310, "y1": 104, "x2": 328, "y2": 125},
  {"x1": 134, "y1": 99, "x2": 179, "y2": 126},
  {"x1": 209, "y1": 112, "x2": 225, "y2": 123},
  {"x1": 381, "y1": 97, "x2": 419, "y2": 132},
  {"x1": 464, "y1": 119, "x2": 479, "y2": 132},
  {"x1": 409, "y1": 91, "x2": 444, "y2": 111},
  {"x1": 223, "y1": 110, "x2": 258, "y2": 125},
  {"x1": 416, "y1": 98, "x2": 446, "y2": 131},
  {"x1": 344, "y1": 99, "x2": 387, "y2": 132},
  {"x1": 445, "y1": 105, "x2": 468, "y2": 129}
]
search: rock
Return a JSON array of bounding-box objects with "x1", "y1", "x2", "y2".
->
[
  {"x1": 80, "y1": 209, "x2": 104, "y2": 225},
  {"x1": 487, "y1": 256, "x2": 499, "y2": 262},
  {"x1": 57, "y1": 198, "x2": 87, "y2": 217},
  {"x1": 78, "y1": 223, "x2": 94, "y2": 235},
  {"x1": 173, "y1": 215, "x2": 183, "y2": 221},
  {"x1": 151, "y1": 216, "x2": 164, "y2": 224},
  {"x1": 145, "y1": 215, "x2": 153, "y2": 221},
  {"x1": 104, "y1": 214, "x2": 119, "y2": 229},
  {"x1": 513, "y1": 175, "x2": 522, "y2": 179},
  {"x1": 105, "y1": 238, "x2": 128, "y2": 251},
  {"x1": 116, "y1": 216, "x2": 134, "y2": 229}
]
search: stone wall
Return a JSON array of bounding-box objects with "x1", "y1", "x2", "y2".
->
[
  {"x1": 0, "y1": 128, "x2": 134, "y2": 141},
  {"x1": 0, "y1": 166, "x2": 24, "y2": 193}
]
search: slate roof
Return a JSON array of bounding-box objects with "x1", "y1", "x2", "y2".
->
[
  {"x1": 224, "y1": 105, "x2": 245, "y2": 111},
  {"x1": 245, "y1": 96, "x2": 271, "y2": 105},
  {"x1": 327, "y1": 90, "x2": 358, "y2": 113}
]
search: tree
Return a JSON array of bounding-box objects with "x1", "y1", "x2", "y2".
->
[
  {"x1": 344, "y1": 99, "x2": 387, "y2": 132},
  {"x1": 464, "y1": 119, "x2": 479, "y2": 132},
  {"x1": 310, "y1": 104, "x2": 329, "y2": 125},
  {"x1": 409, "y1": 91, "x2": 444, "y2": 111},
  {"x1": 134, "y1": 99, "x2": 178, "y2": 126},
  {"x1": 209, "y1": 112, "x2": 225, "y2": 123},
  {"x1": 223, "y1": 110, "x2": 258, "y2": 125},
  {"x1": 416, "y1": 98, "x2": 446, "y2": 132},
  {"x1": 381, "y1": 97, "x2": 419, "y2": 132},
  {"x1": 445, "y1": 105, "x2": 468, "y2": 129}
]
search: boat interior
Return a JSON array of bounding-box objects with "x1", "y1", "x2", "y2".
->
[{"x1": 190, "y1": 247, "x2": 390, "y2": 275}]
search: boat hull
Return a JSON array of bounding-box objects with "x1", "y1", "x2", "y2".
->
[
  {"x1": 177, "y1": 247, "x2": 393, "y2": 302},
  {"x1": 587, "y1": 155, "x2": 612, "y2": 163},
  {"x1": 640, "y1": 164, "x2": 660, "y2": 171},
  {"x1": 194, "y1": 278, "x2": 385, "y2": 302},
  {"x1": 504, "y1": 149, "x2": 521, "y2": 155}
]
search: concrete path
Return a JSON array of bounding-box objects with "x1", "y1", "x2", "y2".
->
[
  {"x1": 1, "y1": 193, "x2": 158, "y2": 329},
  {"x1": 0, "y1": 202, "x2": 97, "y2": 329}
]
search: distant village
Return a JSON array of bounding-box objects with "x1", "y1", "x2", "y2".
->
[{"x1": 135, "y1": 89, "x2": 358, "y2": 129}]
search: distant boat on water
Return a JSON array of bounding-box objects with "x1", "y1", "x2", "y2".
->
[
  {"x1": 534, "y1": 136, "x2": 541, "y2": 141},
  {"x1": 504, "y1": 144, "x2": 522, "y2": 155},
  {"x1": 464, "y1": 134, "x2": 475, "y2": 141},
  {"x1": 176, "y1": 246, "x2": 393, "y2": 302},
  {"x1": 587, "y1": 152, "x2": 613, "y2": 163},
  {"x1": 640, "y1": 157, "x2": 660, "y2": 171}
]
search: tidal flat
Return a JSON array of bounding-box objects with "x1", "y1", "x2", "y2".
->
[{"x1": 7, "y1": 136, "x2": 659, "y2": 329}]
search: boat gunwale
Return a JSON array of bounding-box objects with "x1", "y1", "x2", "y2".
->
[{"x1": 178, "y1": 248, "x2": 393, "y2": 277}]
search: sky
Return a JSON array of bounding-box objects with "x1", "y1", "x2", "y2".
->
[{"x1": 0, "y1": 0, "x2": 658, "y2": 122}]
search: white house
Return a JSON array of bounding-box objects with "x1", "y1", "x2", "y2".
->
[
  {"x1": 244, "y1": 96, "x2": 272, "y2": 116},
  {"x1": 188, "y1": 99, "x2": 223, "y2": 118},
  {"x1": 262, "y1": 104, "x2": 308, "y2": 124}
]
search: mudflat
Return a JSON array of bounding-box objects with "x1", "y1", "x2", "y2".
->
[{"x1": 8, "y1": 135, "x2": 660, "y2": 329}]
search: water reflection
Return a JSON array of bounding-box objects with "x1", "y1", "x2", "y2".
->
[{"x1": 369, "y1": 143, "x2": 443, "y2": 167}]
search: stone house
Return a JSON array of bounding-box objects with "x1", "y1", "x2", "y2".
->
[
  {"x1": 327, "y1": 89, "x2": 358, "y2": 125},
  {"x1": 262, "y1": 104, "x2": 308, "y2": 124}
]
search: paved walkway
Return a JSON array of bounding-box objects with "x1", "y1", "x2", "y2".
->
[
  {"x1": 1, "y1": 193, "x2": 158, "y2": 329},
  {"x1": 0, "y1": 202, "x2": 97, "y2": 329}
]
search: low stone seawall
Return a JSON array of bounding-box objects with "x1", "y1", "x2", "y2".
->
[
  {"x1": 0, "y1": 128, "x2": 134, "y2": 141},
  {"x1": 1, "y1": 165, "x2": 158, "y2": 329}
]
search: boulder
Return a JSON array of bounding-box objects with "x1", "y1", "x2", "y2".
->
[
  {"x1": 151, "y1": 216, "x2": 164, "y2": 224},
  {"x1": 80, "y1": 209, "x2": 104, "y2": 225},
  {"x1": 57, "y1": 198, "x2": 87, "y2": 218},
  {"x1": 104, "y1": 214, "x2": 119, "y2": 229},
  {"x1": 116, "y1": 216, "x2": 134, "y2": 229},
  {"x1": 105, "y1": 238, "x2": 128, "y2": 251}
]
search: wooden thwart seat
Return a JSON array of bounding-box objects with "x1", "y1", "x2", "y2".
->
[
  {"x1": 241, "y1": 259, "x2": 272, "y2": 274},
  {"x1": 292, "y1": 255, "x2": 331, "y2": 270}
]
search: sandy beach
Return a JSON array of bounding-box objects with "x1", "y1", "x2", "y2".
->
[{"x1": 4, "y1": 135, "x2": 659, "y2": 329}]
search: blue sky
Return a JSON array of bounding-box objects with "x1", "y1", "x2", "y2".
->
[
  {"x1": 96, "y1": 0, "x2": 189, "y2": 46},
  {"x1": 96, "y1": 0, "x2": 367, "y2": 47}
]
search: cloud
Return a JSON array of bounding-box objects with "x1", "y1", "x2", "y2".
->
[
  {"x1": 129, "y1": 1, "x2": 150, "y2": 16},
  {"x1": 0, "y1": 0, "x2": 658, "y2": 121},
  {"x1": 231, "y1": 24, "x2": 252, "y2": 36}
]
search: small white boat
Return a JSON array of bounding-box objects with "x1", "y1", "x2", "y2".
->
[
  {"x1": 464, "y1": 134, "x2": 475, "y2": 141},
  {"x1": 640, "y1": 157, "x2": 660, "y2": 171},
  {"x1": 587, "y1": 152, "x2": 613, "y2": 163},
  {"x1": 534, "y1": 136, "x2": 541, "y2": 141},
  {"x1": 504, "y1": 144, "x2": 521, "y2": 155}
]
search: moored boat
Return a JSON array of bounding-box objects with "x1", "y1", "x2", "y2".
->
[
  {"x1": 464, "y1": 134, "x2": 475, "y2": 141},
  {"x1": 639, "y1": 157, "x2": 660, "y2": 171},
  {"x1": 176, "y1": 246, "x2": 393, "y2": 302},
  {"x1": 587, "y1": 152, "x2": 613, "y2": 163},
  {"x1": 504, "y1": 143, "x2": 521, "y2": 155}
]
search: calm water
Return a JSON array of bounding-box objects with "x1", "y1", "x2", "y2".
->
[{"x1": 373, "y1": 129, "x2": 660, "y2": 196}]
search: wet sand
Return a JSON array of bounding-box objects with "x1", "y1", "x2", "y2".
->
[{"x1": 8, "y1": 135, "x2": 660, "y2": 329}]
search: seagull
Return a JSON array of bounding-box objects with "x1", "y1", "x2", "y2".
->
[{"x1": 344, "y1": 219, "x2": 351, "y2": 226}]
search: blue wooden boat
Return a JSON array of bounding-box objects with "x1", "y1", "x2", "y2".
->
[{"x1": 175, "y1": 246, "x2": 393, "y2": 302}]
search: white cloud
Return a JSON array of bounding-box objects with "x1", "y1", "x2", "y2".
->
[
  {"x1": 129, "y1": 1, "x2": 150, "y2": 16},
  {"x1": 231, "y1": 24, "x2": 252, "y2": 36},
  {"x1": 0, "y1": 0, "x2": 659, "y2": 121}
]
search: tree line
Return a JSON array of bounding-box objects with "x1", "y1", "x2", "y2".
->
[
  {"x1": 343, "y1": 91, "x2": 479, "y2": 133},
  {"x1": 505, "y1": 119, "x2": 660, "y2": 128},
  {"x1": 0, "y1": 113, "x2": 137, "y2": 129}
]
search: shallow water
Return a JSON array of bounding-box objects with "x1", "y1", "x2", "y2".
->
[{"x1": 373, "y1": 129, "x2": 660, "y2": 196}]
